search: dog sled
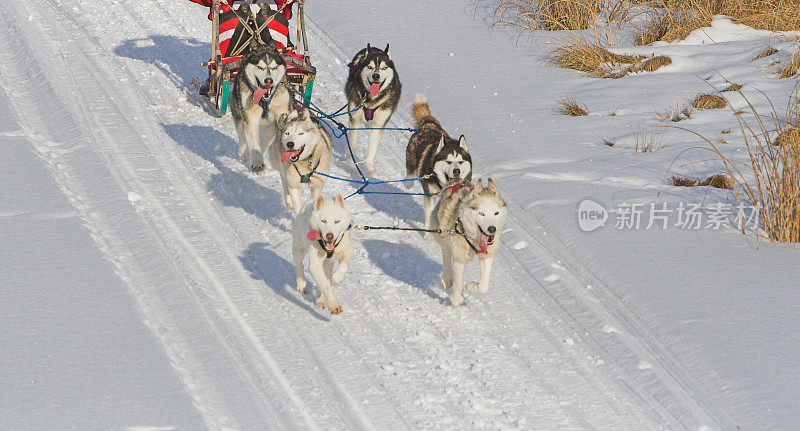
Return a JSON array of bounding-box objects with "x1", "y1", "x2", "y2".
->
[{"x1": 192, "y1": 0, "x2": 315, "y2": 117}]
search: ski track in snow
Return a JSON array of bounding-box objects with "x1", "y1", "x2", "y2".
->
[{"x1": 0, "y1": 0, "x2": 726, "y2": 429}]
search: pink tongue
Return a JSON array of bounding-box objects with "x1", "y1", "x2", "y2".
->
[
  {"x1": 252, "y1": 86, "x2": 270, "y2": 105},
  {"x1": 307, "y1": 230, "x2": 322, "y2": 241},
  {"x1": 369, "y1": 82, "x2": 381, "y2": 97},
  {"x1": 479, "y1": 233, "x2": 490, "y2": 253},
  {"x1": 281, "y1": 149, "x2": 301, "y2": 162}
]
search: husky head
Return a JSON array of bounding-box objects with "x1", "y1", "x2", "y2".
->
[
  {"x1": 310, "y1": 194, "x2": 351, "y2": 253},
  {"x1": 242, "y1": 44, "x2": 286, "y2": 91},
  {"x1": 350, "y1": 44, "x2": 395, "y2": 99},
  {"x1": 278, "y1": 108, "x2": 318, "y2": 163},
  {"x1": 463, "y1": 178, "x2": 507, "y2": 248},
  {"x1": 433, "y1": 135, "x2": 472, "y2": 186}
]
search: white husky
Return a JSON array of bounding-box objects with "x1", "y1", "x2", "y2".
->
[
  {"x1": 269, "y1": 107, "x2": 333, "y2": 214},
  {"x1": 431, "y1": 178, "x2": 508, "y2": 307},
  {"x1": 292, "y1": 194, "x2": 353, "y2": 315}
]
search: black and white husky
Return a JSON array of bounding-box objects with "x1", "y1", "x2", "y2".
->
[
  {"x1": 405, "y1": 94, "x2": 472, "y2": 239},
  {"x1": 345, "y1": 44, "x2": 401, "y2": 174},
  {"x1": 230, "y1": 44, "x2": 291, "y2": 172}
]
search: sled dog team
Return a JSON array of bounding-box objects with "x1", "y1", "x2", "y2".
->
[{"x1": 230, "y1": 43, "x2": 508, "y2": 313}]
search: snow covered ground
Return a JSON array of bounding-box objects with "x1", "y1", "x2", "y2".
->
[{"x1": 1, "y1": 0, "x2": 798, "y2": 429}]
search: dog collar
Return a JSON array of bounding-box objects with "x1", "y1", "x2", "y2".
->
[
  {"x1": 454, "y1": 218, "x2": 486, "y2": 255},
  {"x1": 245, "y1": 79, "x2": 279, "y2": 119},
  {"x1": 311, "y1": 224, "x2": 352, "y2": 258},
  {"x1": 292, "y1": 155, "x2": 319, "y2": 184},
  {"x1": 444, "y1": 181, "x2": 472, "y2": 196}
]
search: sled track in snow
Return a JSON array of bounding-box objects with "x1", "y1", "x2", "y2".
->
[{"x1": 0, "y1": 0, "x2": 723, "y2": 429}]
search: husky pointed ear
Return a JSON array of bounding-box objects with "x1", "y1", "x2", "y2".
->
[
  {"x1": 473, "y1": 178, "x2": 484, "y2": 193},
  {"x1": 458, "y1": 135, "x2": 467, "y2": 150},
  {"x1": 487, "y1": 178, "x2": 498, "y2": 195},
  {"x1": 384, "y1": 43, "x2": 390, "y2": 58},
  {"x1": 436, "y1": 135, "x2": 445, "y2": 153},
  {"x1": 367, "y1": 43, "x2": 372, "y2": 52},
  {"x1": 315, "y1": 195, "x2": 325, "y2": 210},
  {"x1": 287, "y1": 109, "x2": 299, "y2": 121},
  {"x1": 335, "y1": 193, "x2": 345, "y2": 207},
  {"x1": 278, "y1": 113, "x2": 288, "y2": 128},
  {"x1": 297, "y1": 107, "x2": 307, "y2": 121}
]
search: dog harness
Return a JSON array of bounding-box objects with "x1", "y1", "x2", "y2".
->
[
  {"x1": 292, "y1": 155, "x2": 319, "y2": 184},
  {"x1": 244, "y1": 78, "x2": 278, "y2": 118},
  {"x1": 444, "y1": 181, "x2": 472, "y2": 196},
  {"x1": 454, "y1": 218, "x2": 486, "y2": 255},
  {"x1": 308, "y1": 224, "x2": 352, "y2": 258}
]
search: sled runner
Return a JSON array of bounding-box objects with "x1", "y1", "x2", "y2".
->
[{"x1": 193, "y1": 0, "x2": 315, "y2": 117}]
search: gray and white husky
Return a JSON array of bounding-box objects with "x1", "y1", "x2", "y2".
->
[
  {"x1": 345, "y1": 44, "x2": 401, "y2": 174},
  {"x1": 405, "y1": 94, "x2": 472, "y2": 239},
  {"x1": 269, "y1": 106, "x2": 333, "y2": 214},
  {"x1": 230, "y1": 44, "x2": 291, "y2": 172},
  {"x1": 431, "y1": 178, "x2": 508, "y2": 307},
  {"x1": 292, "y1": 194, "x2": 353, "y2": 315}
]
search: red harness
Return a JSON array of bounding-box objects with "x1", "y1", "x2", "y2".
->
[{"x1": 444, "y1": 181, "x2": 473, "y2": 196}]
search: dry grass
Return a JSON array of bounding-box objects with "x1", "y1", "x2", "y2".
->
[
  {"x1": 657, "y1": 104, "x2": 692, "y2": 122},
  {"x1": 634, "y1": 0, "x2": 800, "y2": 46},
  {"x1": 635, "y1": 129, "x2": 665, "y2": 152},
  {"x1": 699, "y1": 173, "x2": 733, "y2": 189},
  {"x1": 723, "y1": 83, "x2": 742, "y2": 92},
  {"x1": 751, "y1": 47, "x2": 778, "y2": 61},
  {"x1": 669, "y1": 173, "x2": 732, "y2": 189},
  {"x1": 672, "y1": 86, "x2": 800, "y2": 242},
  {"x1": 779, "y1": 48, "x2": 800, "y2": 78},
  {"x1": 550, "y1": 40, "x2": 643, "y2": 77},
  {"x1": 558, "y1": 96, "x2": 589, "y2": 116},
  {"x1": 486, "y1": 0, "x2": 634, "y2": 32},
  {"x1": 629, "y1": 55, "x2": 673, "y2": 73},
  {"x1": 635, "y1": 11, "x2": 705, "y2": 45},
  {"x1": 774, "y1": 126, "x2": 800, "y2": 146},
  {"x1": 670, "y1": 175, "x2": 698, "y2": 186},
  {"x1": 550, "y1": 40, "x2": 670, "y2": 78},
  {"x1": 692, "y1": 93, "x2": 727, "y2": 109}
]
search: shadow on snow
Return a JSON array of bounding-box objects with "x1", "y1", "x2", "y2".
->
[
  {"x1": 363, "y1": 239, "x2": 445, "y2": 304},
  {"x1": 240, "y1": 242, "x2": 329, "y2": 322}
]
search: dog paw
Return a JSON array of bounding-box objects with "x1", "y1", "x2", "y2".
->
[
  {"x1": 424, "y1": 233, "x2": 435, "y2": 241},
  {"x1": 450, "y1": 293, "x2": 464, "y2": 308},
  {"x1": 296, "y1": 281, "x2": 307, "y2": 295},
  {"x1": 316, "y1": 298, "x2": 327, "y2": 310},
  {"x1": 329, "y1": 303, "x2": 343, "y2": 315},
  {"x1": 250, "y1": 163, "x2": 265, "y2": 173},
  {"x1": 440, "y1": 278, "x2": 452, "y2": 291},
  {"x1": 466, "y1": 281, "x2": 479, "y2": 294}
]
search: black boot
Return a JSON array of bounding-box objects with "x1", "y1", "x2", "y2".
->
[{"x1": 199, "y1": 76, "x2": 211, "y2": 97}]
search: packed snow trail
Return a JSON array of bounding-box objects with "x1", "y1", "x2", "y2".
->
[{"x1": 0, "y1": 0, "x2": 724, "y2": 429}]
